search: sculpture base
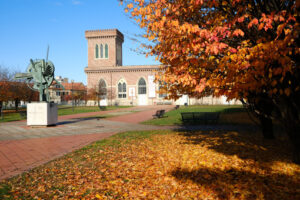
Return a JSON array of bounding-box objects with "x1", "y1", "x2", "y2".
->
[{"x1": 27, "y1": 102, "x2": 58, "y2": 126}]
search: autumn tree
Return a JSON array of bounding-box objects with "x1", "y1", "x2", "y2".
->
[
  {"x1": 0, "y1": 66, "x2": 39, "y2": 112},
  {"x1": 123, "y1": 0, "x2": 300, "y2": 163},
  {"x1": 86, "y1": 80, "x2": 115, "y2": 106}
]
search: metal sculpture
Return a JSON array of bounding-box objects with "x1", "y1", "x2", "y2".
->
[{"x1": 14, "y1": 47, "x2": 62, "y2": 102}]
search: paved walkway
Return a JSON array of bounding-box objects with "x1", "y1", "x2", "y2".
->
[{"x1": 0, "y1": 105, "x2": 174, "y2": 180}]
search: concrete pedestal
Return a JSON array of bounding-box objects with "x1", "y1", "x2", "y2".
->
[{"x1": 27, "y1": 102, "x2": 58, "y2": 126}]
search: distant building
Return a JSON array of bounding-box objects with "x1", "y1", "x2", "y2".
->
[
  {"x1": 84, "y1": 29, "x2": 241, "y2": 106},
  {"x1": 55, "y1": 76, "x2": 69, "y2": 83},
  {"x1": 49, "y1": 78, "x2": 86, "y2": 104}
]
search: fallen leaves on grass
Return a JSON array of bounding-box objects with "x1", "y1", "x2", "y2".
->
[{"x1": 1, "y1": 130, "x2": 300, "y2": 199}]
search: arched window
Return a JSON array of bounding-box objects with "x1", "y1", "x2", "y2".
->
[
  {"x1": 118, "y1": 80, "x2": 126, "y2": 98},
  {"x1": 138, "y1": 78, "x2": 147, "y2": 95},
  {"x1": 105, "y1": 44, "x2": 108, "y2": 59},
  {"x1": 95, "y1": 44, "x2": 99, "y2": 58},
  {"x1": 98, "y1": 79, "x2": 107, "y2": 98},
  {"x1": 100, "y1": 44, "x2": 103, "y2": 58}
]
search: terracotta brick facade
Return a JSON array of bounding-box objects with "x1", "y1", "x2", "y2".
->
[{"x1": 84, "y1": 29, "x2": 241, "y2": 106}]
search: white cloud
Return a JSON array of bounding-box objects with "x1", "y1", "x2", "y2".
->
[
  {"x1": 72, "y1": 0, "x2": 82, "y2": 5},
  {"x1": 54, "y1": 2, "x2": 63, "y2": 6}
]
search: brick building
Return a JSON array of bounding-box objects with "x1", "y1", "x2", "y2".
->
[
  {"x1": 49, "y1": 78, "x2": 86, "y2": 104},
  {"x1": 84, "y1": 29, "x2": 241, "y2": 106}
]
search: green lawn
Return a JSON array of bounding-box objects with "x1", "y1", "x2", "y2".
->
[
  {"x1": 0, "y1": 106, "x2": 131, "y2": 123},
  {"x1": 0, "y1": 112, "x2": 25, "y2": 123},
  {"x1": 57, "y1": 106, "x2": 131, "y2": 116},
  {"x1": 142, "y1": 105, "x2": 255, "y2": 126}
]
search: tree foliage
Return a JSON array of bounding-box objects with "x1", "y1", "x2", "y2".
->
[
  {"x1": 0, "y1": 66, "x2": 38, "y2": 110},
  {"x1": 123, "y1": 0, "x2": 300, "y2": 162}
]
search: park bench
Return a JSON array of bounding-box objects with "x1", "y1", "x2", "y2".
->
[
  {"x1": 152, "y1": 109, "x2": 165, "y2": 119},
  {"x1": 175, "y1": 105, "x2": 180, "y2": 110},
  {"x1": 99, "y1": 106, "x2": 107, "y2": 111},
  {"x1": 181, "y1": 112, "x2": 220, "y2": 124},
  {"x1": 19, "y1": 110, "x2": 27, "y2": 118}
]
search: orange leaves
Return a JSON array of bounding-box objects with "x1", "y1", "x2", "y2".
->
[
  {"x1": 219, "y1": 42, "x2": 228, "y2": 50},
  {"x1": 247, "y1": 18, "x2": 258, "y2": 28},
  {"x1": 237, "y1": 16, "x2": 245, "y2": 23},
  {"x1": 194, "y1": 0, "x2": 204, "y2": 5},
  {"x1": 123, "y1": 0, "x2": 299, "y2": 103},
  {"x1": 3, "y1": 130, "x2": 300, "y2": 199},
  {"x1": 233, "y1": 29, "x2": 244, "y2": 37},
  {"x1": 127, "y1": 3, "x2": 133, "y2": 9},
  {"x1": 276, "y1": 23, "x2": 286, "y2": 38},
  {"x1": 284, "y1": 88, "x2": 291, "y2": 96},
  {"x1": 258, "y1": 23, "x2": 265, "y2": 30}
]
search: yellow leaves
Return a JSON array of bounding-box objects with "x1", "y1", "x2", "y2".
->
[
  {"x1": 155, "y1": 9, "x2": 161, "y2": 17},
  {"x1": 171, "y1": 20, "x2": 179, "y2": 27},
  {"x1": 276, "y1": 23, "x2": 286, "y2": 39},
  {"x1": 148, "y1": 34, "x2": 156, "y2": 41},
  {"x1": 209, "y1": 56, "x2": 215, "y2": 60},
  {"x1": 127, "y1": 3, "x2": 133, "y2": 9},
  {"x1": 229, "y1": 54, "x2": 237, "y2": 62},
  {"x1": 3, "y1": 129, "x2": 300, "y2": 199},
  {"x1": 37, "y1": 185, "x2": 45, "y2": 192}
]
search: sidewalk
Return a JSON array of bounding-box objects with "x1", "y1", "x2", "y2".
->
[{"x1": 0, "y1": 105, "x2": 173, "y2": 180}]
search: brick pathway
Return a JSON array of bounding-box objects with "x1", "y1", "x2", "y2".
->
[
  {"x1": 0, "y1": 105, "x2": 173, "y2": 180},
  {"x1": 0, "y1": 132, "x2": 115, "y2": 180},
  {"x1": 106, "y1": 105, "x2": 174, "y2": 123}
]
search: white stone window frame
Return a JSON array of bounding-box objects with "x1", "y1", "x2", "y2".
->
[
  {"x1": 95, "y1": 43, "x2": 109, "y2": 60},
  {"x1": 98, "y1": 79, "x2": 108, "y2": 98},
  {"x1": 137, "y1": 77, "x2": 147, "y2": 95},
  {"x1": 117, "y1": 79, "x2": 127, "y2": 99}
]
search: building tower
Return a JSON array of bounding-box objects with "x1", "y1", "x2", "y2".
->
[{"x1": 85, "y1": 29, "x2": 124, "y2": 68}]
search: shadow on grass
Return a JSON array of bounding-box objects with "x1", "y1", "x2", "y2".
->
[
  {"x1": 171, "y1": 130, "x2": 299, "y2": 199},
  {"x1": 221, "y1": 107, "x2": 246, "y2": 113},
  {"x1": 171, "y1": 166, "x2": 300, "y2": 199},
  {"x1": 177, "y1": 130, "x2": 292, "y2": 162}
]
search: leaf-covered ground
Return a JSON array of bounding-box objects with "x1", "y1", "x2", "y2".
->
[{"x1": 1, "y1": 130, "x2": 300, "y2": 199}]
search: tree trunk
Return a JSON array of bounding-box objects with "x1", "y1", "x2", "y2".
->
[
  {"x1": 15, "y1": 99, "x2": 19, "y2": 111},
  {"x1": 0, "y1": 101, "x2": 2, "y2": 119},
  {"x1": 259, "y1": 115, "x2": 275, "y2": 139},
  {"x1": 285, "y1": 122, "x2": 300, "y2": 164}
]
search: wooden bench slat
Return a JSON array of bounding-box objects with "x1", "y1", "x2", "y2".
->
[{"x1": 153, "y1": 109, "x2": 165, "y2": 119}]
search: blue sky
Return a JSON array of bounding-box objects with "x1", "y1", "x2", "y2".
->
[{"x1": 0, "y1": 0, "x2": 159, "y2": 84}]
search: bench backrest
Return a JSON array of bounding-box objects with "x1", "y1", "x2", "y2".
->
[{"x1": 181, "y1": 112, "x2": 220, "y2": 120}]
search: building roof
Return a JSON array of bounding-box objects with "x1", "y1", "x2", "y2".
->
[
  {"x1": 61, "y1": 82, "x2": 86, "y2": 91},
  {"x1": 85, "y1": 29, "x2": 124, "y2": 41},
  {"x1": 84, "y1": 65, "x2": 164, "y2": 73},
  {"x1": 50, "y1": 81, "x2": 86, "y2": 91}
]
